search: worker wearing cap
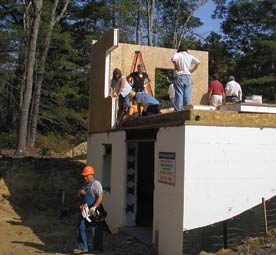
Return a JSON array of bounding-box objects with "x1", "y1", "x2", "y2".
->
[
  {"x1": 128, "y1": 91, "x2": 160, "y2": 116},
  {"x1": 73, "y1": 166, "x2": 104, "y2": 254}
]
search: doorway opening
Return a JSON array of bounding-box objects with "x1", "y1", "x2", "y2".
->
[
  {"x1": 136, "y1": 142, "x2": 154, "y2": 227},
  {"x1": 124, "y1": 129, "x2": 157, "y2": 244}
]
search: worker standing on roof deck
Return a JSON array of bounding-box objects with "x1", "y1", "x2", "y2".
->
[
  {"x1": 171, "y1": 44, "x2": 200, "y2": 111},
  {"x1": 73, "y1": 166, "x2": 104, "y2": 254},
  {"x1": 128, "y1": 64, "x2": 150, "y2": 92},
  {"x1": 225, "y1": 75, "x2": 242, "y2": 103},
  {"x1": 128, "y1": 91, "x2": 160, "y2": 116},
  {"x1": 208, "y1": 73, "x2": 225, "y2": 106},
  {"x1": 110, "y1": 68, "x2": 132, "y2": 120}
]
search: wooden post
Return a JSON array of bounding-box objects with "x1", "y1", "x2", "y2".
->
[{"x1": 262, "y1": 197, "x2": 268, "y2": 236}]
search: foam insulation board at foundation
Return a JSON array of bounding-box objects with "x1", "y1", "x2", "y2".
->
[
  {"x1": 219, "y1": 103, "x2": 276, "y2": 114},
  {"x1": 183, "y1": 105, "x2": 217, "y2": 111}
]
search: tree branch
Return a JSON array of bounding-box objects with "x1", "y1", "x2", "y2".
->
[{"x1": 54, "y1": 0, "x2": 71, "y2": 24}]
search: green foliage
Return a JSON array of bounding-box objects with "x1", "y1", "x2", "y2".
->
[
  {"x1": 241, "y1": 75, "x2": 276, "y2": 101},
  {"x1": 212, "y1": 0, "x2": 276, "y2": 99},
  {"x1": 156, "y1": 0, "x2": 203, "y2": 48},
  {"x1": 155, "y1": 69, "x2": 174, "y2": 108},
  {"x1": 35, "y1": 131, "x2": 87, "y2": 153},
  {"x1": 202, "y1": 32, "x2": 235, "y2": 83},
  {"x1": 1, "y1": 0, "x2": 276, "y2": 151},
  {"x1": 0, "y1": 132, "x2": 17, "y2": 148}
]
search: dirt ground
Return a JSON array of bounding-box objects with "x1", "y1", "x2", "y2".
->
[
  {"x1": 1, "y1": 156, "x2": 276, "y2": 255},
  {"x1": 0, "y1": 157, "x2": 83, "y2": 255},
  {"x1": 0, "y1": 157, "x2": 153, "y2": 255},
  {"x1": 199, "y1": 231, "x2": 276, "y2": 255}
]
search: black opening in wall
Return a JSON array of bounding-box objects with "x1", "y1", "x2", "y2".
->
[{"x1": 136, "y1": 142, "x2": 154, "y2": 227}]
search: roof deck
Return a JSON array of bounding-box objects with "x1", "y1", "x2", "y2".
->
[{"x1": 120, "y1": 103, "x2": 276, "y2": 130}]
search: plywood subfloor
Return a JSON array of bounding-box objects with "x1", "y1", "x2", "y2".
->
[{"x1": 120, "y1": 107, "x2": 276, "y2": 130}]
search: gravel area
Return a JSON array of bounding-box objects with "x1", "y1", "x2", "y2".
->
[{"x1": 61, "y1": 227, "x2": 155, "y2": 255}]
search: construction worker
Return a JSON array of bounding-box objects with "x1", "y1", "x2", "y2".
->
[
  {"x1": 73, "y1": 166, "x2": 104, "y2": 254},
  {"x1": 128, "y1": 98, "x2": 143, "y2": 116},
  {"x1": 128, "y1": 64, "x2": 150, "y2": 92},
  {"x1": 208, "y1": 73, "x2": 225, "y2": 106},
  {"x1": 110, "y1": 68, "x2": 132, "y2": 120},
  {"x1": 171, "y1": 44, "x2": 200, "y2": 111},
  {"x1": 128, "y1": 91, "x2": 160, "y2": 116},
  {"x1": 168, "y1": 83, "x2": 175, "y2": 108},
  {"x1": 225, "y1": 75, "x2": 242, "y2": 103}
]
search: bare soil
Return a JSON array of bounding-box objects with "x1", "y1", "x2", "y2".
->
[
  {"x1": 199, "y1": 230, "x2": 276, "y2": 255},
  {"x1": 0, "y1": 157, "x2": 153, "y2": 255},
  {"x1": 1, "y1": 156, "x2": 276, "y2": 255},
  {"x1": 0, "y1": 157, "x2": 83, "y2": 255}
]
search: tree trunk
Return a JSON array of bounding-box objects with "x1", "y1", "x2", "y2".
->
[
  {"x1": 28, "y1": 0, "x2": 70, "y2": 147},
  {"x1": 16, "y1": 0, "x2": 43, "y2": 156},
  {"x1": 136, "y1": 0, "x2": 142, "y2": 45},
  {"x1": 146, "y1": 0, "x2": 155, "y2": 46},
  {"x1": 172, "y1": 0, "x2": 181, "y2": 49},
  {"x1": 16, "y1": 1, "x2": 32, "y2": 144}
]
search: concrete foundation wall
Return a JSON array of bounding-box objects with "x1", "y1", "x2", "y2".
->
[
  {"x1": 87, "y1": 131, "x2": 127, "y2": 231},
  {"x1": 183, "y1": 125, "x2": 276, "y2": 230},
  {"x1": 154, "y1": 126, "x2": 185, "y2": 255}
]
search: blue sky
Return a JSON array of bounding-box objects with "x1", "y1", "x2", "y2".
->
[{"x1": 193, "y1": 1, "x2": 223, "y2": 36}]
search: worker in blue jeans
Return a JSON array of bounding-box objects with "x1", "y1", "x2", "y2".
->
[
  {"x1": 171, "y1": 44, "x2": 200, "y2": 111},
  {"x1": 174, "y1": 74, "x2": 192, "y2": 108},
  {"x1": 73, "y1": 166, "x2": 104, "y2": 254}
]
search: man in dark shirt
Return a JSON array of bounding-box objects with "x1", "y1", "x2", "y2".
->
[{"x1": 129, "y1": 64, "x2": 150, "y2": 92}]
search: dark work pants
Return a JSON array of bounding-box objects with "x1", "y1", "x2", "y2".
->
[{"x1": 142, "y1": 104, "x2": 161, "y2": 116}]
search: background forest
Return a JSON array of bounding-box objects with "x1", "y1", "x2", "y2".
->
[{"x1": 0, "y1": 0, "x2": 276, "y2": 155}]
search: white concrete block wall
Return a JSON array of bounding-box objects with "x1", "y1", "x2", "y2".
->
[
  {"x1": 87, "y1": 131, "x2": 127, "y2": 231},
  {"x1": 154, "y1": 126, "x2": 186, "y2": 255},
  {"x1": 184, "y1": 126, "x2": 276, "y2": 230}
]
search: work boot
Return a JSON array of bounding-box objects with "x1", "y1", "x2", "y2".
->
[{"x1": 72, "y1": 248, "x2": 89, "y2": 254}]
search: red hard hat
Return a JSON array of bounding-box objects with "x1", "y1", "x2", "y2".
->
[{"x1": 81, "y1": 166, "x2": 95, "y2": 176}]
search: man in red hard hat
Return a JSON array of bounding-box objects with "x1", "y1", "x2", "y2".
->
[{"x1": 73, "y1": 166, "x2": 104, "y2": 254}]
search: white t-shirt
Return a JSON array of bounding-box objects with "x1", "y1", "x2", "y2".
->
[
  {"x1": 172, "y1": 51, "x2": 200, "y2": 76},
  {"x1": 225, "y1": 80, "x2": 242, "y2": 99},
  {"x1": 168, "y1": 84, "x2": 175, "y2": 99},
  {"x1": 112, "y1": 76, "x2": 132, "y2": 97}
]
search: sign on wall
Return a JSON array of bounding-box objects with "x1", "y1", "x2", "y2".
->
[{"x1": 158, "y1": 152, "x2": 176, "y2": 185}]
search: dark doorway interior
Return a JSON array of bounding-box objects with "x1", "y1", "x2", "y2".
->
[{"x1": 136, "y1": 142, "x2": 154, "y2": 226}]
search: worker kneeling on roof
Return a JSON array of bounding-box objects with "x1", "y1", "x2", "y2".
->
[{"x1": 128, "y1": 91, "x2": 160, "y2": 117}]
